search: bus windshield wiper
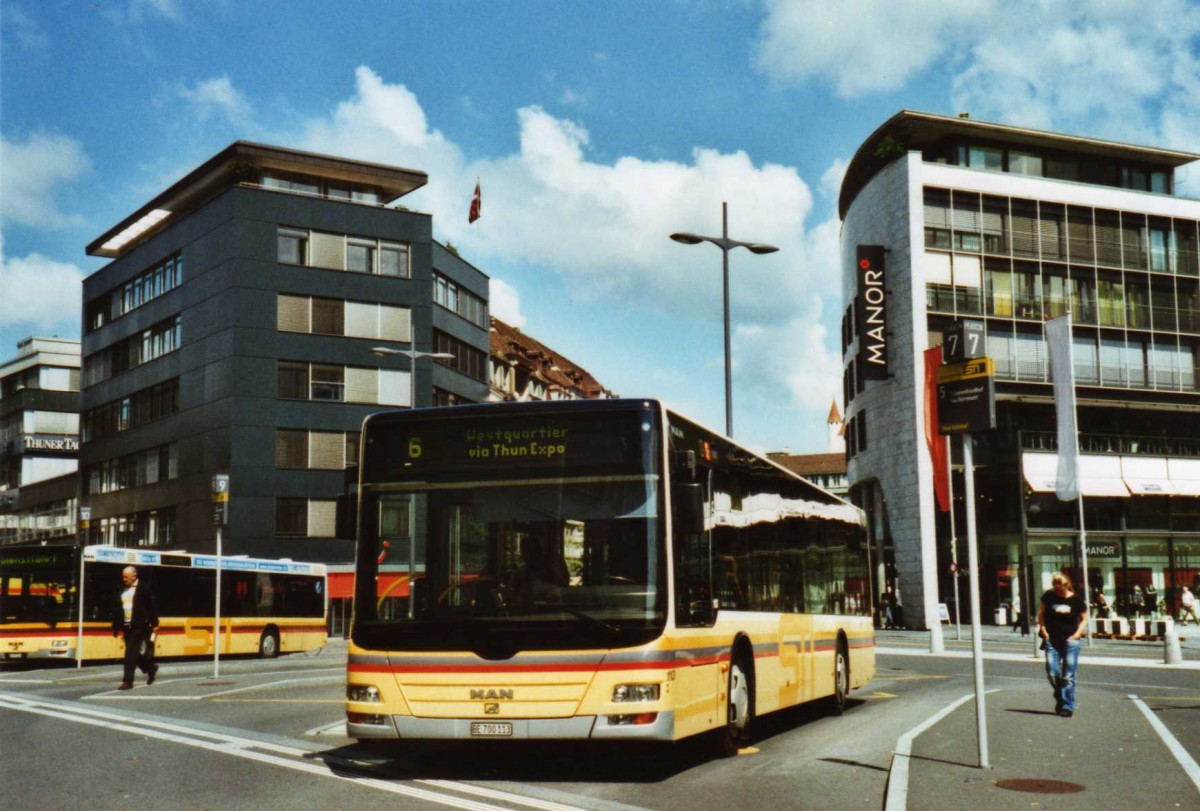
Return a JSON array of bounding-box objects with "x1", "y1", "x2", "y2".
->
[{"x1": 561, "y1": 607, "x2": 621, "y2": 640}]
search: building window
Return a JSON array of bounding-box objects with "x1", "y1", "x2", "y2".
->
[
  {"x1": 278, "y1": 229, "x2": 309, "y2": 265},
  {"x1": 276, "y1": 498, "x2": 308, "y2": 536},
  {"x1": 380, "y1": 243, "x2": 410, "y2": 277},
  {"x1": 347, "y1": 241, "x2": 377, "y2": 273},
  {"x1": 82, "y1": 315, "x2": 181, "y2": 386},
  {"x1": 278, "y1": 361, "x2": 309, "y2": 399},
  {"x1": 310, "y1": 364, "x2": 345, "y2": 401},
  {"x1": 85, "y1": 253, "x2": 183, "y2": 333},
  {"x1": 434, "y1": 272, "x2": 487, "y2": 327},
  {"x1": 275, "y1": 430, "x2": 309, "y2": 468},
  {"x1": 434, "y1": 330, "x2": 487, "y2": 381},
  {"x1": 311, "y1": 298, "x2": 345, "y2": 335}
]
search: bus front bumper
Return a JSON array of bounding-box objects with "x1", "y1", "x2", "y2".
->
[{"x1": 348, "y1": 711, "x2": 675, "y2": 742}]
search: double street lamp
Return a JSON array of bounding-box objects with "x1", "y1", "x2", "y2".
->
[
  {"x1": 670, "y1": 201, "x2": 779, "y2": 438},
  {"x1": 370, "y1": 347, "x2": 455, "y2": 409}
]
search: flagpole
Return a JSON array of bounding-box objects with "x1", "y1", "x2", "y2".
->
[
  {"x1": 1060, "y1": 310, "x2": 1093, "y2": 646},
  {"x1": 1051, "y1": 309, "x2": 1099, "y2": 647}
]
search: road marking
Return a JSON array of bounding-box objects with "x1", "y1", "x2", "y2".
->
[
  {"x1": 884, "y1": 692, "x2": 978, "y2": 811},
  {"x1": 0, "y1": 691, "x2": 596, "y2": 811},
  {"x1": 872, "y1": 675, "x2": 951, "y2": 682},
  {"x1": 864, "y1": 691, "x2": 897, "y2": 700},
  {"x1": 212, "y1": 698, "x2": 343, "y2": 704},
  {"x1": 1129, "y1": 694, "x2": 1200, "y2": 793}
]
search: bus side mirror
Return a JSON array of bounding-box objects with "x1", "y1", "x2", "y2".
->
[{"x1": 674, "y1": 482, "x2": 705, "y2": 535}]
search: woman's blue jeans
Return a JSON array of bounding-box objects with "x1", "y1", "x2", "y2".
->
[{"x1": 1045, "y1": 638, "x2": 1081, "y2": 712}]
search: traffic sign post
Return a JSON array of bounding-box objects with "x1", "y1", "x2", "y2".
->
[
  {"x1": 211, "y1": 474, "x2": 229, "y2": 678},
  {"x1": 935, "y1": 322, "x2": 995, "y2": 770}
]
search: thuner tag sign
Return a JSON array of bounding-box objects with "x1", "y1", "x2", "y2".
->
[{"x1": 856, "y1": 245, "x2": 888, "y2": 381}]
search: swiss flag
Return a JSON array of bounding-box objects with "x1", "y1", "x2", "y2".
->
[{"x1": 468, "y1": 181, "x2": 481, "y2": 223}]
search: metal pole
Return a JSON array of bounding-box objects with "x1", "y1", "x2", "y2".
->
[
  {"x1": 1077, "y1": 496, "x2": 1093, "y2": 645},
  {"x1": 721, "y1": 201, "x2": 733, "y2": 438},
  {"x1": 213, "y1": 525, "x2": 222, "y2": 678},
  {"x1": 947, "y1": 440, "x2": 961, "y2": 641},
  {"x1": 76, "y1": 547, "x2": 86, "y2": 670},
  {"x1": 410, "y1": 353, "x2": 417, "y2": 409},
  {"x1": 963, "y1": 434, "x2": 990, "y2": 769}
]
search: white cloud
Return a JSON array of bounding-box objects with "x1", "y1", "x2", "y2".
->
[
  {"x1": 755, "y1": 0, "x2": 992, "y2": 97},
  {"x1": 281, "y1": 67, "x2": 839, "y2": 436},
  {"x1": 178, "y1": 76, "x2": 253, "y2": 124},
  {"x1": 488, "y1": 279, "x2": 526, "y2": 328},
  {"x1": 132, "y1": 0, "x2": 184, "y2": 23},
  {"x1": 0, "y1": 132, "x2": 91, "y2": 230},
  {"x1": 818, "y1": 158, "x2": 848, "y2": 201},
  {"x1": 756, "y1": 1, "x2": 1200, "y2": 149},
  {"x1": 0, "y1": 244, "x2": 85, "y2": 336}
]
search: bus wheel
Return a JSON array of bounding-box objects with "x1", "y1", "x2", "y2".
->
[
  {"x1": 720, "y1": 656, "x2": 753, "y2": 756},
  {"x1": 258, "y1": 628, "x2": 280, "y2": 659},
  {"x1": 829, "y1": 641, "x2": 849, "y2": 716}
]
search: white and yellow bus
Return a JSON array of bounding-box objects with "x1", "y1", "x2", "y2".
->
[
  {"x1": 345, "y1": 399, "x2": 873, "y2": 753},
  {"x1": 1, "y1": 545, "x2": 327, "y2": 662}
]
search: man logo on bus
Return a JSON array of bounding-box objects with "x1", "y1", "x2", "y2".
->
[{"x1": 470, "y1": 688, "x2": 514, "y2": 700}]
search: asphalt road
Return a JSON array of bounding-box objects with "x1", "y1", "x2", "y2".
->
[{"x1": 2, "y1": 636, "x2": 1197, "y2": 810}]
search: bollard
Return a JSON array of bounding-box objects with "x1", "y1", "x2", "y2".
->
[{"x1": 1164, "y1": 629, "x2": 1182, "y2": 665}]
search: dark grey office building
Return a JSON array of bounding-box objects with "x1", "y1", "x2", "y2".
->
[{"x1": 80, "y1": 142, "x2": 489, "y2": 563}]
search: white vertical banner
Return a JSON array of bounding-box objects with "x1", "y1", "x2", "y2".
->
[{"x1": 1045, "y1": 313, "x2": 1079, "y2": 502}]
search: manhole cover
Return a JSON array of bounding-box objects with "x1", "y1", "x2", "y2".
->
[{"x1": 995, "y1": 778, "x2": 1085, "y2": 794}]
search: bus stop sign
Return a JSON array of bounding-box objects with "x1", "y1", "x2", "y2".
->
[{"x1": 937, "y1": 357, "x2": 996, "y2": 435}]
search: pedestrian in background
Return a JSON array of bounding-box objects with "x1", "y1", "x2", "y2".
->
[
  {"x1": 111, "y1": 565, "x2": 159, "y2": 690},
  {"x1": 1180, "y1": 586, "x2": 1199, "y2": 627},
  {"x1": 1038, "y1": 572, "x2": 1088, "y2": 718}
]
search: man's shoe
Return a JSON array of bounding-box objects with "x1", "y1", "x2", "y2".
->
[
  {"x1": 147, "y1": 665, "x2": 158, "y2": 685},
  {"x1": 1060, "y1": 710, "x2": 1073, "y2": 718},
  {"x1": 117, "y1": 682, "x2": 132, "y2": 690}
]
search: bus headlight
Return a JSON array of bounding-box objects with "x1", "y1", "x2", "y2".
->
[
  {"x1": 51, "y1": 640, "x2": 70, "y2": 648},
  {"x1": 612, "y1": 683, "x2": 659, "y2": 703},
  {"x1": 347, "y1": 684, "x2": 381, "y2": 703}
]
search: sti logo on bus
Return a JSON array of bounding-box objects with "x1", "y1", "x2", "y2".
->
[
  {"x1": 855, "y1": 245, "x2": 889, "y2": 381},
  {"x1": 471, "y1": 688, "x2": 514, "y2": 700}
]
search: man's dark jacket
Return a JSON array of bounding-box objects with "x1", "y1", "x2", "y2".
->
[{"x1": 111, "y1": 582, "x2": 159, "y2": 632}]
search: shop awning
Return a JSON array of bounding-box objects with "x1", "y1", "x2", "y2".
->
[
  {"x1": 1168, "y1": 458, "x2": 1200, "y2": 496},
  {"x1": 1121, "y1": 456, "x2": 1177, "y2": 496},
  {"x1": 1021, "y1": 452, "x2": 1129, "y2": 497},
  {"x1": 1022, "y1": 452, "x2": 1059, "y2": 493}
]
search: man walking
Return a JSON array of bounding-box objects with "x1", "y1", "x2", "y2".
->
[
  {"x1": 1038, "y1": 572, "x2": 1088, "y2": 718},
  {"x1": 111, "y1": 566, "x2": 159, "y2": 689},
  {"x1": 1180, "y1": 586, "x2": 1199, "y2": 626}
]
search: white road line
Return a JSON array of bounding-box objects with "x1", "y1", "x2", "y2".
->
[
  {"x1": 0, "y1": 691, "x2": 596, "y2": 811},
  {"x1": 1128, "y1": 694, "x2": 1200, "y2": 794},
  {"x1": 884, "y1": 692, "x2": 977, "y2": 811}
]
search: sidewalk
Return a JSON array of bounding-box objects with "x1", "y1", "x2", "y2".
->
[
  {"x1": 876, "y1": 622, "x2": 1200, "y2": 669},
  {"x1": 878, "y1": 624, "x2": 1200, "y2": 808},
  {"x1": 894, "y1": 683, "x2": 1199, "y2": 810}
]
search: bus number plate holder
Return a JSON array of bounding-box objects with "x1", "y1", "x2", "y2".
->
[{"x1": 470, "y1": 722, "x2": 512, "y2": 737}]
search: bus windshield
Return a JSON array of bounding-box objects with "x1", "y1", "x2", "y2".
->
[
  {"x1": 0, "y1": 547, "x2": 75, "y2": 625},
  {"x1": 352, "y1": 406, "x2": 666, "y2": 654}
]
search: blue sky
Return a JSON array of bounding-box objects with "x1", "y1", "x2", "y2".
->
[{"x1": 3, "y1": 0, "x2": 1198, "y2": 453}]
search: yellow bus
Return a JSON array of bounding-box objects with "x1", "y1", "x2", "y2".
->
[
  {"x1": 1, "y1": 545, "x2": 327, "y2": 662},
  {"x1": 344, "y1": 399, "x2": 873, "y2": 753}
]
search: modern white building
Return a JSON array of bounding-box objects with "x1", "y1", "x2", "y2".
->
[
  {"x1": 840, "y1": 111, "x2": 1200, "y2": 631},
  {"x1": 0, "y1": 337, "x2": 81, "y2": 544}
]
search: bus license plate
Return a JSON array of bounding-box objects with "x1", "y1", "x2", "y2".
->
[{"x1": 470, "y1": 722, "x2": 512, "y2": 737}]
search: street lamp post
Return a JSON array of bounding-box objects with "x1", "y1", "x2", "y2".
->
[
  {"x1": 670, "y1": 201, "x2": 779, "y2": 438},
  {"x1": 370, "y1": 346, "x2": 455, "y2": 409}
]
